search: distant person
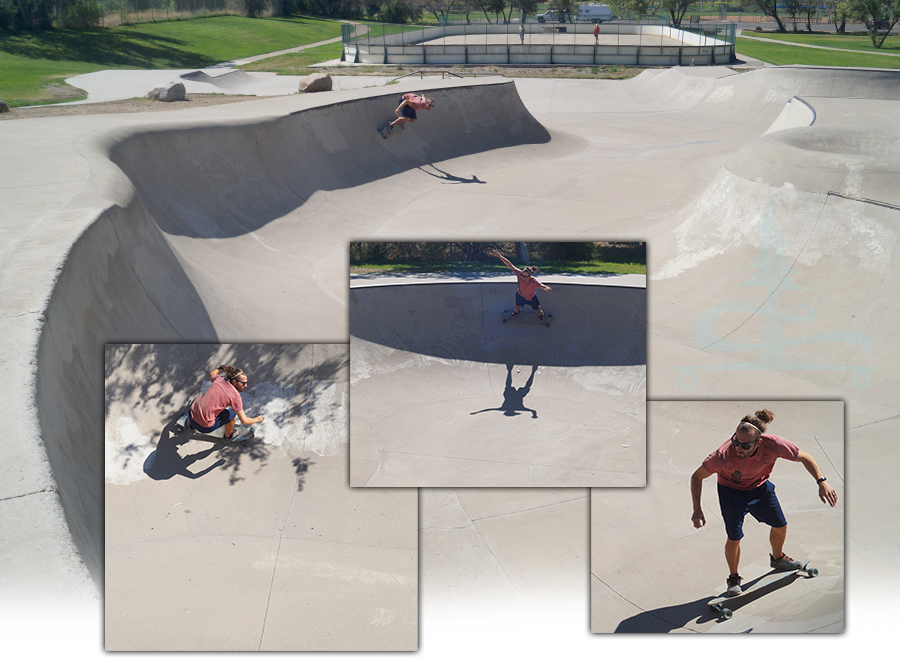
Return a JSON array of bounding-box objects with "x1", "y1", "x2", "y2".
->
[
  {"x1": 594, "y1": 23, "x2": 600, "y2": 44},
  {"x1": 690, "y1": 409, "x2": 837, "y2": 596},
  {"x1": 383, "y1": 93, "x2": 435, "y2": 137},
  {"x1": 491, "y1": 248, "x2": 552, "y2": 322},
  {"x1": 189, "y1": 364, "x2": 264, "y2": 441},
  {"x1": 519, "y1": 23, "x2": 525, "y2": 44}
]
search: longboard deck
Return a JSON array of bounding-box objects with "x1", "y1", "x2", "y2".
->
[
  {"x1": 708, "y1": 561, "x2": 816, "y2": 620},
  {"x1": 502, "y1": 310, "x2": 553, "y2": 327}
]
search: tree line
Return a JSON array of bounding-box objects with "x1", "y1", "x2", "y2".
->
[
  {"x1": 350, "y1": 242, "x2": 646, "y2": 265},
  {"x1": 4, "y1": 0, "x2": 896, "y2": 48}
]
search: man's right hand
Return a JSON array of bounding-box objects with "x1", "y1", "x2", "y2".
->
[{"x1": 691, "y1": 510, "x2": 706, "y2": 529}]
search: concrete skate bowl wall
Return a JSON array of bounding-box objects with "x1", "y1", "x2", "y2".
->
[
  {"x1": 649, "y1": 67, "x2": 900, "y2": 410},
  {"x1": 349, "y1": 281, "x2": 647, "y2": 487},
  {"x1": 349, "y1": 281, "x2": 646, "y2": 367},
  {"x1": 34, "y1": 80, "x2": 551, "y2": 588}
]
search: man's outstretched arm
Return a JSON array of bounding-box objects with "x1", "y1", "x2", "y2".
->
[{"x1": 795, "y1": 451, "x2": 838, "y2": 506}]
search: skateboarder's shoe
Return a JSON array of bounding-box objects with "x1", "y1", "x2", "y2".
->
[
  {"x1": 726, "y1": 574, "x2": 742, "y2": 596},
  {"x1": 770, "y1": 553, "x2": 803, "y2": 571}
]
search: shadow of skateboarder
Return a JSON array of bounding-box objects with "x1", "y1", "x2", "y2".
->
[{"x1": 470, "y1": 364, "x2": 539, "y2": 419}]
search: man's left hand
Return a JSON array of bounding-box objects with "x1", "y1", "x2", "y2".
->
[{"x1": 818, "y1": 481, "x2": 838, "y2": 507}]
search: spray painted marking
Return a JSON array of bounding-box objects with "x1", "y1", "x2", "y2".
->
[{"x1": 673, "y1": 201, "x2": 875, "y2": 390}]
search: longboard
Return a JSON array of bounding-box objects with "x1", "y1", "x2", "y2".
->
[
  {"x1": 173, "y1": 405, "x2": 254, "y2": 444},
  {"x1": 502, "y1": 310, "x2": 553, "y2": 327},
  {"x1": 708, "y1": 560, "x2": 817, "y2": 620}
]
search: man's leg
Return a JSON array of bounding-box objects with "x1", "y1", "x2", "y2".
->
[
  {"x1": 223, "y1": 416, "x2": 237, "y2": 439},
  {"x1": 725, "y1": 538, "x2": 741, "y2": 575},
  {"x1": 769, "y1": 524, "x2": 787, "y2": 561}
]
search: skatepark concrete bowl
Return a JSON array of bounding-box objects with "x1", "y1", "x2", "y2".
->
[
  {"x1": 104, "y1": 343, "x2": 417, "y2": 650},
  {"x1": 2, "y1": 63, "x2": 900, "y2": 655},
  {"x1": 349, "y1": 279, "x2": 647, "y2": 487},
  {"x1": 592, "y1": 400, "x2": 844, "y2": 633}
]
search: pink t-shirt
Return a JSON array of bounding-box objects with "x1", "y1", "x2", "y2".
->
[
  {"x1": 514, "y1": 269, "x2": 544, "y2": 300},
  {"x1": 190, "y1": 375, "x2": 243, "y2": 428},
  {"x1": 401, "y1": 94, "x2": 430, "y2": 110},
  {"x1": 702, "y1": 434, "x2": 799, "y2": 491}
]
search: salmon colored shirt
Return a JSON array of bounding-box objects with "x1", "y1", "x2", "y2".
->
[
  {"x1": 190, "y1": 375, "x2": 243, "y2": 428},
  {"x1": 401, "y1": 94, "x2": 430, "y2": 110},
  {"x1": 702, "y1": 434, "x2": 799, "y2": 491},
  {"x1": 514, "y1": 269, "x2": 545, "y2": 300}
]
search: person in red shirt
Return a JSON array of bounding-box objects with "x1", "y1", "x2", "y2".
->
[
  {"x1": 690, "y1": 409, "x2": 837, "y2": 596},
  {"x1": 593, "y1": 23, "x2": 600, "y2": 44},
  {"x1": 383, "y1": 93, "x2": 435, "y2": 136},
  {"x1": 492, "y1": 248, "x2": 552, "y2": 322},
  {"x1": 189, "y1": 365, "x2": 264, "y2": 441}
]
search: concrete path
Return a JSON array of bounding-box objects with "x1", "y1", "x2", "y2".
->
[{"x1": 2, "y1": 63, "x2": 899, "y2": 662}]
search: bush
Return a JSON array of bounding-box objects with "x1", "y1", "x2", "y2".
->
[
  {"x1": 246, "y1": 0, "x2": 271, "y2": 17},
  {"x1": 61, "y1": 0, "x2": 102, "y2": 28}
]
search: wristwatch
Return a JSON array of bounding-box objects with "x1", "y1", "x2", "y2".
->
[{"x1": 816, "y1": 477, "x2": 827, "y2": 484}]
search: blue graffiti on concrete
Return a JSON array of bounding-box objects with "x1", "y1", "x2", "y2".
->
[{"x1": 673, "y1": 201, "x2": 874, "y2": 390}]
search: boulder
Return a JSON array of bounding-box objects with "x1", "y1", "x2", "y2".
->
[
  {"x1": 147, "y1": 82, "x2": 186, "y2": 103},
  {"x1": 0, "y1": 100, "x2": 9, "y2": 113},
  {"x1": 299, "y1": 73, "x2": 333, "y2": 93}
]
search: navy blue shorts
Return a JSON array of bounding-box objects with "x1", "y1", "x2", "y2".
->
[
  {"x1": 717, "y1": 480, "x2": 787, "y2": 541},
  {"x1": 516, "y1": 293, "x2": 540, "y2": 310},
  {"x1": 398, "y1": 97, "x2": 417, "y2": 120},
  {"x1": 189, "y1": 406, "x2": 236, "y2": 433}
]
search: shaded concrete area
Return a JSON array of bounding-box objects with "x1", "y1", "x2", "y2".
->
[
  {"x1": 350, "y1": 280, "x2": 646, "y2": 487},
  {"x1": 104, "y1": 344, "x2": 417, "y2": 650},
  {"x1": 592, "y1": 401, "x2": 844, "y2": 633}
]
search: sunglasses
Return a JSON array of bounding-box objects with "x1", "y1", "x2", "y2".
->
[{"x1": 730, "y1": 433, "x2": 760, "y2": 450}]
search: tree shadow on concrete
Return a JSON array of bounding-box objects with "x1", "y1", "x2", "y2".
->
[
  {"x1": 470, "y1": 364, "x2": 539, "y2": 419},
  {"x1": 107, "y1": 344, "x2": 346, "y2": 488}
]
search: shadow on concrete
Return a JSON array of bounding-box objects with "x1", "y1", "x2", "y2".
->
[
  {"x1": 108, "y1": 344, "x2": 344, "y2": 490},
  {"x1": 418, "y1": 164, "x2": 486, "y2": 184},
  {"x1": 143, "y1": 419, "x2": 226, "y2": 481},
  {"x1": 470, "y1": 364, "x2": 539, "y2": 418},
  {"x1": 612, "y1": 571, "x2": 802, "y2": 632}
]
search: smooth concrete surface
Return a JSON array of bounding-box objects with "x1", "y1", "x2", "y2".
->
[
  {"x1": 592, "y1": 401, "x2": 844, "y2": 633},
  {"x1": 349, "y1": 280, "x2": 646, "y2": 487},
  {"x1": 2, "y1": 64, "x2": 900, "y2": 661},
  {"x1": 104, "y1": 343, "x2": 417, "y2": 650}
]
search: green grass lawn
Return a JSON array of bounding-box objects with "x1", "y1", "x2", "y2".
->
[
  {"x1": 745, "y1": 30, "x2": 900, "y2": 54},
  {"x1": 735, "y1": 36, "x2": 900, "y2": 68},
  {"x1": 239, "y1": 42, "x2": 344, "y2": 75},
  {"x1": 0, "y1": 15, "x2": 342, "y2": 106}
]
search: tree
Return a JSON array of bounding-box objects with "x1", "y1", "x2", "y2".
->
[
  {"x1": 849, "y1": 0, "x2": 900, "y2": 47},
  {"x1": 660, "y1": 0, "x2": 692, "y2": 26},
  {"x1": 753, "y1": 0, "x2": 787, "y2": 31},
  {"x1": 782, "y1": 0, "x2": 804, "y2": 31},
  {"x1": 826, "y1": 0, "x2": 853, "y2": 32},
  {"x1": 509, "y1": 0, "x2": 538, "y2": 21},
  {"x1": 607, "y1": 0, "x2": 653, "y2": 20},
  {"x1": 549, "y1": 0, "x2": 579, "y2": 20}
]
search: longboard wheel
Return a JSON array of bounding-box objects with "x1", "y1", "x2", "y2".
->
[
  {"x1": 174, "y1": 423, "x2": 184, "y2": 434},
  {"x1": 807, "y1": 567, "x2": 818, "y2": 578},
  {"x1": 721, "y1": 608, "x2": 733, "y2": 620}
]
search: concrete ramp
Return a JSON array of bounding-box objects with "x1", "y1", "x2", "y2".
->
[{"x1": 349, "y1": 281, "x2": 646, "y2": 487}]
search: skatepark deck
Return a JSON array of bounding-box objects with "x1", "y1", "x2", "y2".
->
[{"x1": 1, "y1": 64, "x2": 897, "y2": 655}]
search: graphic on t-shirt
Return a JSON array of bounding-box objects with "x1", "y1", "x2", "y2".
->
[{"x1": 730, "y1": 470, "x2": 742, "y2": 485}]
